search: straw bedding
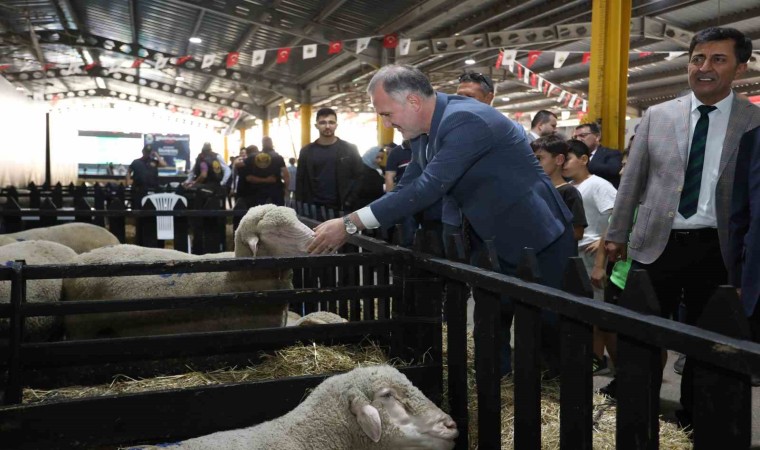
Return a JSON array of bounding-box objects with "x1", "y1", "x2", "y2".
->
[{"x1": 21, "y1": 328, "x2": 692, "y2": 449}]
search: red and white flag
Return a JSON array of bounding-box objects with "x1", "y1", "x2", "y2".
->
[
  {"x1": 582, "y1": 52, "x2": 591, "y2": 64},
  {"x1": 276, "y1": 48, "x2": 291, "y2": 64},
  {"x1": 638, "y1": 51, "x2": 653, "y2": 58},
  {"x1": 328, "y1": 41, "x2": 343, "y2": 54},
  {"x1": 526, "y1": 50, "x2": 542, "y2": 68},
  {"x1": 383, "y1": 34, "x2": 398, "y2": 49},
  {"x1": 131, "y1": 59, "x2": 143, "y2": 69},
  {"x1": 226, "y1": 52, "x2": 239, "y2": 68},
  {"x1": 175, "y1": 55, "x2": 192, "y2": 65},
  {"x1": 495, "y1": 51, "x2": 504, "y2": 70}
]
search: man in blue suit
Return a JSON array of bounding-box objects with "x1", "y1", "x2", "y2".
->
[
  {"x1": 310, "y1": 64, "x2": 576, "y2": 373},
  {"x1": 731, "y1": 125, "x2": 760, "y2": 339}
]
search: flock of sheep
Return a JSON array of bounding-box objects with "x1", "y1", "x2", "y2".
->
[{"x1": 0, "y1": 205, "x2": 458, "y2": 449}]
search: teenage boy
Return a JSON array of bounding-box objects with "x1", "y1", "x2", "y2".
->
[
  {"x1": 563, "y1": 138, "x2": 618, "y2": 374},
  {"x1": 531, "y1": 133, "x2": 587, "y2": 243}
]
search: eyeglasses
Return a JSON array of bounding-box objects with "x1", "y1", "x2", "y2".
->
[
  {"x1": 459, "y1": 72, "x2": 493, "y2": 90},
  {"x1": 573, "y1": 132, "x2": 594, "y2": 139}
]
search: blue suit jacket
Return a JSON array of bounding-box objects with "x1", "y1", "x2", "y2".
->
[
  {"x1": 730, "y1": 125, "x2": 760, "y2": 316},
  {"x1": 370, "y1": 93, "x2": 572, "y2": 267},
  {"x1": 588, "y1": 145, "x2": 622, "y2": 188}
]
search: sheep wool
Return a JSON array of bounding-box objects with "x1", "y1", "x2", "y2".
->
[
  {"x1": 130, "y1": 365, "x2": 458, "y2": 450},
  {"x1": 62, "y1": 205, "x2": 316, "y2": 339},
  {"x1": 0, "y1": 240, "x2": 77, "y2": 341},
  {"x1": 294, "y1": 311, "x2": 348, "y2": 326},
  {"x1": 0, "y1": 223, "x2": 120, "y2": 254}
]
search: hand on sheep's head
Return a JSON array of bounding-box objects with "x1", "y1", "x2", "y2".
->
[
  {"x1": 309, "y1": 215, "x2": 359, "y2": 254},
  {"x1": 235, "y1": 205, "x2": 315, "y2": 257}
]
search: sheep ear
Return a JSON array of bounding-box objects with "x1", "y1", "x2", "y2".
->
[
  {"x1": 350, "y1": 395, "x2": 382, "y2": 443},
  {"x1": 246, "y1": 235, "x2": 260, "y2": 256}
]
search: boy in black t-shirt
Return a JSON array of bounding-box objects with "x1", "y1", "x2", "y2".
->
[{"x1": 531, "y1": 134, "x2": 587, "y2": 243}]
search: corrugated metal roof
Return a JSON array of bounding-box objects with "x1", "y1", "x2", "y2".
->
[{"x1": 2, "y1": 0, "x2": 760, "y2": 123}]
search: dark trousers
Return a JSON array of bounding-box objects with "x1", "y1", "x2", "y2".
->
[
  {"x1": 631, "y1": 228, "x2": 726, "y2": 420},
  {"x1": 470, "y1": 224, "x2": 575, "y2": 376}
]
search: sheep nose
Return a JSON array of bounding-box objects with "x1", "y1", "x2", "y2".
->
[{"x1": 443, "y1": 417, "x2": 457, "y2": 430}]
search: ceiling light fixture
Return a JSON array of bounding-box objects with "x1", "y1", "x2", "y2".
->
[
  {"x1": 189, "y1": 37, "x2": 202, "y2": 44},
  {"x1": 464, "y1": 58, "x2": 476, "y2": 65}
]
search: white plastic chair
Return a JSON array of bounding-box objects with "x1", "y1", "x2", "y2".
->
[{"x1": 142, "y1": 193, "x2": 187, "y2": 240}]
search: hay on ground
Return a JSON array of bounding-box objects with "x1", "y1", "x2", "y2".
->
[{"x1": 23, "y1": 340, "x2": 395, "y2": 404}]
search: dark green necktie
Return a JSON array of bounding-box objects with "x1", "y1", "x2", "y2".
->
[{"x1": 678, "y1": 104, "x2": 717, "y2": 218}]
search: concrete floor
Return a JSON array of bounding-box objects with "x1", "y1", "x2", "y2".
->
[{"x1": 465, "y1": 298, "x2": 760, "y2": 447}]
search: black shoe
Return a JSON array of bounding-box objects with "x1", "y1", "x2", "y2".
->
[
  {"x1": 598, "y1": 378, "x2": 617, "y2": 400},
  {"x1": 673, "y1": 353, "x2": 686, "y2": 375}
]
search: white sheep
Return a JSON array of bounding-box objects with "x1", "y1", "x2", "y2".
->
[
  {"x1": 130, "y1": 365, "x2": 458, "y2": 450},
  {"x1": 293, "y1": 310, "x2": 348, "y2": 326},
  {"x1": 62, "y1": 205, "x2": 315, "y2": 339},
  {"x1": 0, "y1": 240, "x2": 77, "y2": 341},
  {"x1": 0, "y1": 235, "x2": 15, "y2": 246},
  {"x1": 0, "y1": 223, "x2": 120, "y2": 254}
]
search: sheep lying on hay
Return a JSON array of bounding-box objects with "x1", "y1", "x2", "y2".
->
[
  {"x1": 0, "y1": 240, "x2": 77, "y2": 341},
  {"x1": 0, "y1": 223, "x2": 120, "y2": 253},
  {"x1": 61, "y1": 205, "x2": 315, "y2": 339},
  {"x1": 129, "y1": 365, "x2": 458, "y2": 450}
]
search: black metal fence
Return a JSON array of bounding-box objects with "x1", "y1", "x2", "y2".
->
[{"x1": 1, "y1": 208, "x2": 759, "y2": 449}]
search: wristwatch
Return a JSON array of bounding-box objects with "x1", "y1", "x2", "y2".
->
[{"x1": 343, "y1": 215, "x2": 358, "y2": 235}]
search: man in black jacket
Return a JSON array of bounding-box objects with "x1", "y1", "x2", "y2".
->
[
  {"x1": 295, "y1": 107, "x2": 362, "y2": 219},
  {"x1": 573, "y1": 122, "x2": 623, "y2": 188}
]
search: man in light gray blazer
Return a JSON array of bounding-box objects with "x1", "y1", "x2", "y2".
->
[{"x1": 606, "y1": 26, "x2": 760, "y2": 429}]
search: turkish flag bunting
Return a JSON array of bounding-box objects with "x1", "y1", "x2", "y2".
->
[
  {"x1": 131, "y1": 59, "x2": 144, "y2": 69},
  {"x1": 328, "y1": 41, "x2": 343, "y2": 54},
  {"x1": 84, "y1": 63, "x2": 98, "y2": 71},
  {"x1": 226, "y1": 52, "x2": 239, "y2": 68},
  {"x1": 543, "y1": 82, "x2": 551, "y2": 95},
  {"x1": 276, "y1": 48, "x2": 291, "y2": 64},
  {"x1": 530, "y1": 73, "x2": 538, "y2": 87},
  {"x1": 516, "y1": 64, "x2": 523, "y2": 80},
  {"x1": 582, "y1": 52, "x2": 591, "y2": 64},
  {"x1": 383, "y1": 34, "x2": 398, "y2": 49},
  {"x1": 43, "y1": 63, "x2": 57, "y2": 71},
  {"x1": 192, "y1": 109, "x2": 201, "y2": 116},
  {"x1": 176, "y1": 55, "x2": 192, "y2": 65},
  {"x1": 526, "y1": 51, "x2": 542, "y2": 68},
  {"x1": 574, "y1": 97, "x2": 582, "y2": 109},
  {"x1": 495, "y1": 51, "x2": 504, "y2": 69},
  {"x1": 638, "y1": 51, "x2": 653, "y2": 58}
]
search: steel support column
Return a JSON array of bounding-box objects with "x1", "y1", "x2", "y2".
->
[
  {"x1": 588, "y1": 0, "x2": 631, "y2": 149},
  {"x1": 300, "y1": 103, "x2": 312, "y2": 150}
]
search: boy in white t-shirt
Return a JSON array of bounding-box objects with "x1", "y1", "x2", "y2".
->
[{"x1": 563, "y1": 138, "x2": 618, "y2": 373}]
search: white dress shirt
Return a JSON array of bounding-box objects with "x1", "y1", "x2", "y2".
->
[{"x1": 672, "y1": 91, "x2": 734, "y2": 229}]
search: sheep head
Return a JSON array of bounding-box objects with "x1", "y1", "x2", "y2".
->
[
  {"x1": 235, "y1": 205, "x2": 315, "y2": 257},
  {"x1": 342, "y1": 366, "x2": 458, "y2": 449}
]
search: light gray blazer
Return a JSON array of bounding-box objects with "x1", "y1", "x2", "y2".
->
[{"x1": 607, "y1": 92, "x2": 760, "y2": 266}]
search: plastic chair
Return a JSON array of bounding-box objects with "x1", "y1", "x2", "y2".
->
[{"x1": 142, "y1": 193, "x2": 187, "y2": 240}]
